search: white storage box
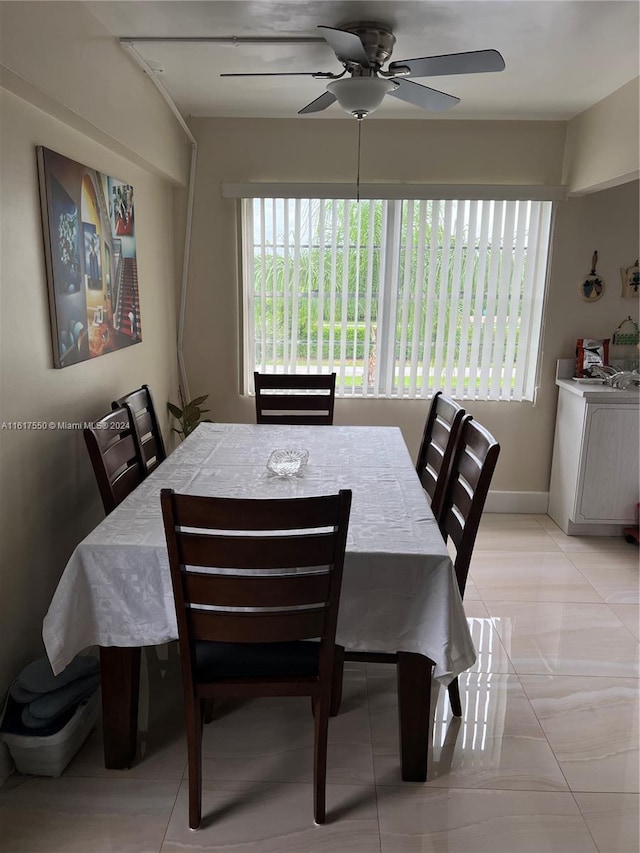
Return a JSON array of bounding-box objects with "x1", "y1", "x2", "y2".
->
[{"x1": 1, "y1": 690, "x2": 100, "y2": 777}]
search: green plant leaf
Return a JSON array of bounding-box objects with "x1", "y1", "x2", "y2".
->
[{"x1": 167, "y1": 393, "x2": 211, "y2": 441}]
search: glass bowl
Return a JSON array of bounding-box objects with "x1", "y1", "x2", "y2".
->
[{"x1": 266, "y1": 448, "x2": 309, "y2": 478}]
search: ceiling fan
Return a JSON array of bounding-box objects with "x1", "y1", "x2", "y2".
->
[{"x1": 221, "y1": 22, "x2": 505, "y2": 119}]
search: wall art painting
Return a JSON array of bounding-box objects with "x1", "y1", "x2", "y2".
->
[{"x1": 37, "y1": 146, "x2": 141, "y2": 368}]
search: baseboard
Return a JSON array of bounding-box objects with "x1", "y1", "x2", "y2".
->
[
  {"x1": 485, "y1": 491, "x2": 549, "y2": 514},
  {"x1": 566, "y1": 520, "x2": 628, "y2": 537}
]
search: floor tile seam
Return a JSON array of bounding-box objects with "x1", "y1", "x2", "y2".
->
[
  {"x1": 372, "y1": 784, "x2": 384, "y2": 853},
  {"x1": 474, "y1": 546, "x2": 564, "y2": 554},
  {"x1": 4, "y1": 766, "x2": 186, "y2": 785},
  {"x1": 569, "y1": 785, "x2": 640, "y2": 795},
  {"x1": 365, "y1": 658, "x2": 388, "y2": 849},
  {"x1": 463, "y1": 598, "x2": 518, "y2": 673},
  {"x1": 515, "y1": 675, "x2": 640, "y2": 798},
  {"x1": 190, "y1": 778, "x2": 378, "y2": 791},
  {"x1": 466, "y1": 597, "x2": 640, "y2": 676},
  {"x1": 508, "y1": 666, "x2": 640, "y2": 679},
  {"x1": 507, "y1": 672, "x2": 575, "y2": 794},
  {"x1": 360, "y1": 661, "x2": 379, "y2": 789},
  {"x1": 419, "y1": 777, "x2": 571, "y2": 793},
  {"x1": 478, "y1": 595, "x2": 640, "y2": 615},
  {"x1": 62, "y1": 771, "x2": 189, "y2": 783},
  {"x1": 196, "y1": 772, "x2": 377, "y2": 786},
  {"x1": 474, "y1": 592, "x2": 616, "y2": 604},
  {"x1": 565, "y1": 545, "x2": 639, "y2": 561},
  {"x1": 565, "y1": 554, "x2": 640, "y2": 575},
  {"x1": 569, "y1": 790, "x2": 615, "y2": 853},
  {"x1": 600, "y1": 602, "x2": 640, "y2": 642},
  {"x1": 373, "y1": 781, "x2": 590, "y2": 797},
  {"x1": 158, "y1": 776, "x2": 183, "y2": 851},
  {"x1": 474, "y1": 592, "x2": 611, "y2": 604}
]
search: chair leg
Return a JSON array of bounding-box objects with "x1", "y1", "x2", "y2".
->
[
  {"x1": 313, "y1": 693, "x2": 330, "y2": 825},
  {"x1": 330, "y1": 645, "x2": 345, "y2": 717},
  {"x1": 186, "y1": 697, "x2": 203, "y2": 830},
  {"x1": 448, "y1": 676, "x2": 462, "y2": 717}
]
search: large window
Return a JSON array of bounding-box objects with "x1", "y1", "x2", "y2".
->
[{"x1": 241, "y1": 195, "x2": 553, "y2": 401}]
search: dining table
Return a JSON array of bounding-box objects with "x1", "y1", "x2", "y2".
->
[{"x1": 42, "y1": 423, "x2": 476, "y2": 782}]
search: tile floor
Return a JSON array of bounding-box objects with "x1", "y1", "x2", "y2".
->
[{"x1": 1, "y1": 514, "x2": 638, "y2": 852}]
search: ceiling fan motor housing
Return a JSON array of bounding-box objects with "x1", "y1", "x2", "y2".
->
[{"x1": 341, "y1": 22, "x2": 396, "y2": 68}]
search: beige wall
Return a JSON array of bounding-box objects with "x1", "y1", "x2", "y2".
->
[
  {"x1": 0, "y1": 1, "x2": 190, "y2": 184},
  {"x1": 0, "y1": 87, "x2": 181, "y2": 699},
  {"x1": 563, "y1": 77, "x2": 640, "y2": 195},
  {"x1": 181, "y1": 117, "x2": 638, "y2": 496},
  {"x1": 0, "y1": 1, "x2": 188, "y2": 706},
  {"x1": 544, "y1": 179, "x2": 640, "y2": 372}
]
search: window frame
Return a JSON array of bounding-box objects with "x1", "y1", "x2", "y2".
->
[{"x1": 231, "y1": 184, "x2": 561, "y2": 403}]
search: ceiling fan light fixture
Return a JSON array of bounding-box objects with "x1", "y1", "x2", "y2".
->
[{"x1": 327, "y1": 77, "x2": 396, "y2": 119}]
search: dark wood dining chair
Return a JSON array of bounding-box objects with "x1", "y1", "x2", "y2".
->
[
  {"x1": 160, "y1": 488, "x2": 352, "y2": 830},
  {"x1": 437, "y1": 415, "x2": 500, "y2": 717},
  {"x1": 254, "y1": 372, "x2": 336, "y2": 425},
  {"x1": 415, "y1": 391, "x2": 466, "y2": 520},
  {"x1": 84, "y1": 408, "x2": 145, "y2": 514},
  {"x1": 112, "y1": 384, "x2": 166, "y2": 475}
]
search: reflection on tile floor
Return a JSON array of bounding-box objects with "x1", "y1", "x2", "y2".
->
[{"x1": 1, "y1": 515, "x2": 638, "y2": 852}]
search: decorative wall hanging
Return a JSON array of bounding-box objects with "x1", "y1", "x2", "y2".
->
[
  {"x1": 620, "y1": 260, "x2": 639, "y2": 298},
  {"x1": 578, "y1": 250, "x2": 605, "y2": 302},
  {"x1": 612, "y1": 316, "x2": 639, "y2": 346},
  {"x1": 37, "y1": 146, "x2": 141, "y2": 368}
]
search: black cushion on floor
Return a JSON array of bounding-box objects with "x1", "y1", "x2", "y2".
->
[
  {"x1": 0, "y1": 694, "x2": 76, "y2": 738},
  {"x1": 194, "y1": 640, "x2": 320, "y2": 681}
]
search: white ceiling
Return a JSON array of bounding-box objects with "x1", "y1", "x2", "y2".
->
[{"x1": 88, "y1": 1, "x2": 640, "y2": 121}]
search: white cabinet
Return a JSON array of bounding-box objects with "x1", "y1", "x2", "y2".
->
[{"x1": 548, "y1": 373, "x2": 639, "y2": 535}]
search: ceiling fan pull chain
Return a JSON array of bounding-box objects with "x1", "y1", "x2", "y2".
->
[{"x1": 356, "y1": 119, "x2": 362, "y2": 203}]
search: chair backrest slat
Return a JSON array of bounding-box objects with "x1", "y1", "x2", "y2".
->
[
  {"x1": 183, "y1": 571, "x2": 331, "y2": 608},
  {"x1": 112, "y1": 384, "x2": 166, "y2": 474},
  {"x1": 187, "y1": 608, "x2": 328, "y2": 644},
  {"x1": 438, "y1": 416, "x2": 500, "y2": 597},
  {"x1": 111, "y1": 463, "x2": 145, "y2": 507},
  {"x1": 84, "y1": 408, "x2": 145, "y2": 515},
  {"x1": 254, "y1": 372, "x2": 336, "y2": 425},
  {"x1": 416, "y1": 391, "x2": 465, "y2": 518},
  {"x1": 178, "y1": 531, "x2": 337, "y2": 570},
  {"x1": 257, "y1": 394, "x2": 333, "y2": 412},
  {"x1": 456, "y1": 447, "x2": 485, "y2": 490},
  {"x1": 169, "y1": 493, "x2": 343, "y2": 530},
  {"x1": 102, "y1": 432, "x2": 139, "y2": 476}
]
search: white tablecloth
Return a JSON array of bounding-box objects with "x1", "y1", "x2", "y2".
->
[{"x1": 43, "y1": 424, "x2": 475, "y2": 683}]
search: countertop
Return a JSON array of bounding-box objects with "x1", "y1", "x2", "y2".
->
[{"x1": 556, "y1": 378, "x2": 640, "y2": 402}]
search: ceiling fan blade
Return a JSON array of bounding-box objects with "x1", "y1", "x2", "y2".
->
[
  {"x1": 298, "y1": 90, "x2": 337, "y2": 115},
  {"x1": 221, "y1": 71, "x2": 331, "y2": 77},
  {"x1": 389, "y1": 49, "x2": 505, "y2": 78},
  {"x1": 388, "y1": 79, "x2": 460, "y2": 112},
  {"x1": 318, "y1": 25, "x2": 370, "y2": 67}
]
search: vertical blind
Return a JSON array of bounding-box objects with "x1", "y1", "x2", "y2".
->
[{"x1": 242, "y1": 197, "x2": 553, "y2": 401}]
